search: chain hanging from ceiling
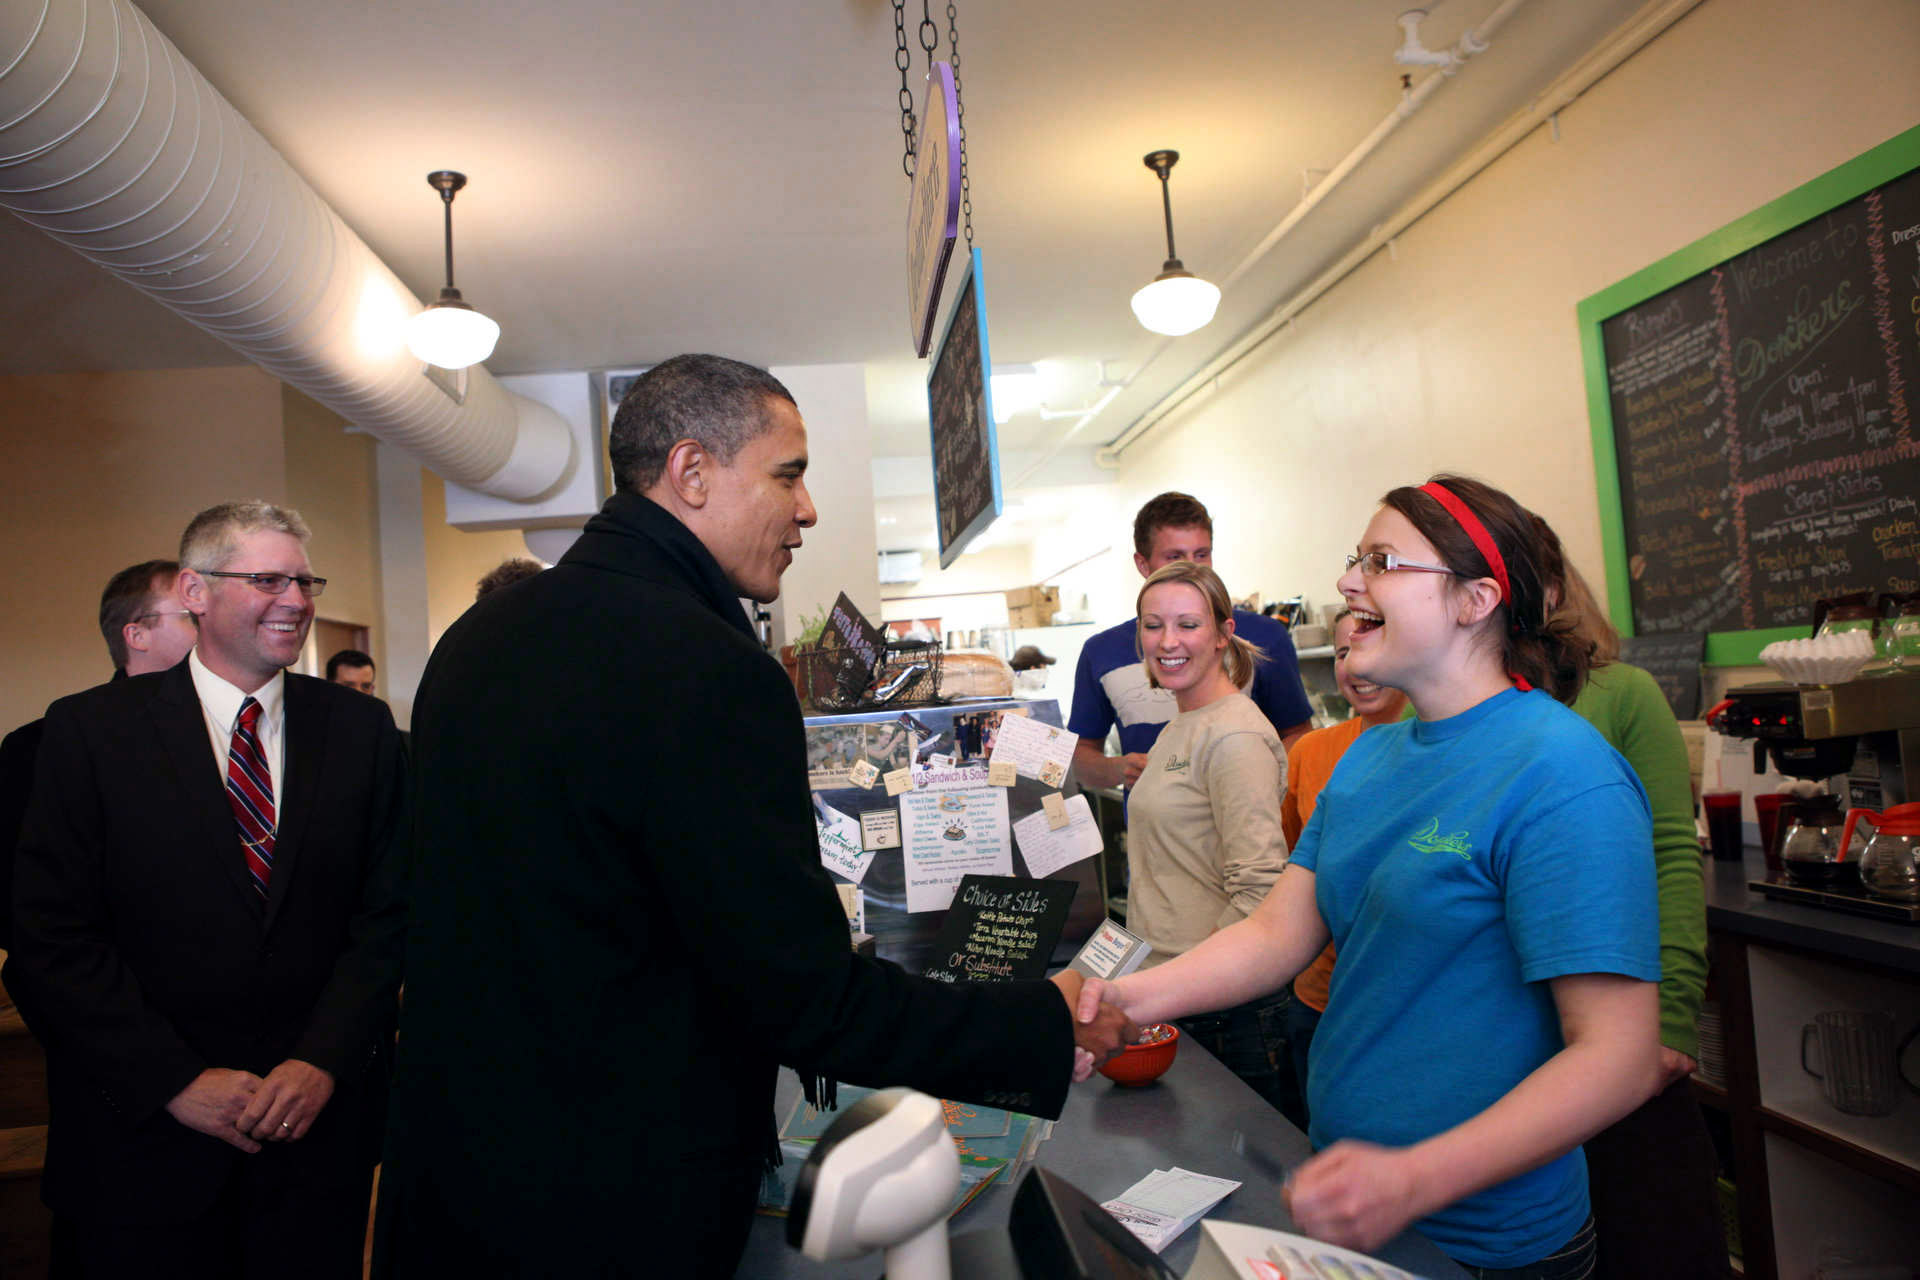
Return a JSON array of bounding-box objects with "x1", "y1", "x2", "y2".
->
[
  {"x1": 947, "y1": 1, "x2": 971, "y2": 247},
  {"x1": 889, "y1": 0, "x2": 972, "y2": 246}
]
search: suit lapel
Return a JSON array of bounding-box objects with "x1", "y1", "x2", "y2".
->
[
  {"x1": 149, "y1": 664, "x2": 262, "y2": 915},
  {"x1": 263, "y1": 675, "x2": 328, "y2": 931}
]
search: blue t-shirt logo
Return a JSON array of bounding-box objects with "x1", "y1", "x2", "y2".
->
[{"x1": 1406, "y1": 816, "x2": 1474, "y2": 861}]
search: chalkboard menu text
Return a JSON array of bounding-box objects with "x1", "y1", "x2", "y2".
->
[
  {"x1": 922, "y1": 874, "x2": 1076, "y2": 984},
  {"x1": 1582, "y1": 127, "x2": 1920, "y2": 664}
]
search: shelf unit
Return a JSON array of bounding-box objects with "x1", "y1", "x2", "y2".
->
[{"x1": 1706, "y1": 858, "x2": 1920, "y2": 1280}]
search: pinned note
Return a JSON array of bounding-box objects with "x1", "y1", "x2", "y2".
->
[
  {"x1": 1042, "y1": 791, "x2": 1069, "y2": 830},
  {"x1": 900, "y1": 789, "x2": 1013, "y2": 913},
  {"x1": 883, "y1": 766, "x2": 915, "y2": 796},
  {"x1": 848, "y1": 758, "x2": 880, "y2": 789},
  {"x1": 860, "y1": 809, "x2": 902, "y2": 850},
  {"x1": 815, "y1": 802, "x2": 877, "y2": 885},
  {"x1": 988, "y1": 760, "x2": 1017, "y2": 787},
  {"x1": 989, "y1": 713, "x2": 1078, "y2": 783},
  {"x1": 1013, "y1": 794, "x2": 1102, "y2": 878}
]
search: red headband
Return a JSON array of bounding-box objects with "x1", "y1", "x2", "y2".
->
[
  {"x1": 1419, "y1": 482, "x2": 1511, "y2": 607},
  {"x1": 1419, "y1": 481, "x2": 1532, "y2": 692}
]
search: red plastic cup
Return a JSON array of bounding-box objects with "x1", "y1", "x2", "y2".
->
[
  {"x1": 1753, "y1": 793, "x2": 1785, "y2": 880},
  {"x1": 1703, "y1": 791, "x2": 1744, "y2": 863}
]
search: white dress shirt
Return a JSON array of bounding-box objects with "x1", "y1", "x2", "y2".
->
[{"x1": 187, "y1": 647, "x2": 288, "y2": 810}]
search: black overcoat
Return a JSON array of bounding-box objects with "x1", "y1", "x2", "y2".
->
[{"x1": 373, "y1": 493, "x2": 1072, "y2": 1276}]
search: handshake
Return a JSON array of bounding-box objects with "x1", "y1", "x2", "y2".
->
[{"x1": 1047, "y1": 970, "x2": 1138, "y2": 1083}]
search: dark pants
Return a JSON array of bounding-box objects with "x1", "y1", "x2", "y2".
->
[
  {"x1": 50, "y1": 1149, "x2": 374, "y2": 1280},
  {"x1": 1583, "y1": 1075, "x2": 1727, "y2": 1280},
  {"x1": 1456, "y1": 1216, "x2": 1597, "y2": 1280},
  {"x1": 1176, "y1": 988, "x2": 1305, "y2": 1130},
  {"x1": 1282, "y1": 995, "x2": 1322, "y2": 1129}
]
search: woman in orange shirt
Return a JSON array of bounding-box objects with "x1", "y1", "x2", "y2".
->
[{"x1": 1279, "y1": 608, "x2": 1408, "y2": 1127}]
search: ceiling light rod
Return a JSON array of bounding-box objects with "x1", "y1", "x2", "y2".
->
[
  {"x1": 429, "y1": 170, "x2": 467, "y2": 303},
  {"x1": 1146, "y1": 150, "x2": 1184, "y2": 270}
]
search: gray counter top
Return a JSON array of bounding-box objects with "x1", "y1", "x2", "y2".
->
[
  {"x1": 739, "y1": 1035, "x2": 1467, "y2": 1278},
  {"x1": 1704, "y1": 848, "x2": 1920, "y2": 975}
]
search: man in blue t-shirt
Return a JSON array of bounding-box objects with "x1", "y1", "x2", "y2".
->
[{"x1": 1068, "y1": 492, "x2": 1313, "y2": 791}]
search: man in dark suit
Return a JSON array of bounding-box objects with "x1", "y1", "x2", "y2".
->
[
  {"x1": 373, "y1": 355, "x2": 1132, "y2": 1277},
  {"x1": 5, "y1": 502, "x2": 407, "y2": 1280},
  {"x1": 2, "y1": 558, "x2": 199, "y2": 951}
]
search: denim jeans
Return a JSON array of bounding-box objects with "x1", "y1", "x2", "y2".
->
[
  {"x1": 1281, "y1": 995, "x2": 1322, "y2": 1129},
  {"x1": 1175, "y1": 988, "x2": 1305, "y2": 1130},
  {"x1": 1455, "y1": 1216, "x2": 1597, "y2": 1280}
]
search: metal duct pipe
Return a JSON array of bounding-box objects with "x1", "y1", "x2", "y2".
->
[{"x1": 0, "y1": 0, "x2": 572, "y2": 501}]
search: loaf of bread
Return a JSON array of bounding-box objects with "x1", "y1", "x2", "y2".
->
[{"x1": 941, "y1": 649, "x2": 1015, "y2": 699}]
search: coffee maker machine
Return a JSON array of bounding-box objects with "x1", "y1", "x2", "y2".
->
[{"x1": 1712, "y1": 671, "x2": 1920, "y2": 917}]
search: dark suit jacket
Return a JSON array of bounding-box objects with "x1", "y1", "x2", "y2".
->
[
  {"x1": 0, "y1": 715, "x2": 44, "y2": 954},
  {"x1": 3, "y1": 662, "x2": 408, "y2": 1225},
  {"x1": 373, "y1": 493, "x2": 1073, "y2": 1277}
]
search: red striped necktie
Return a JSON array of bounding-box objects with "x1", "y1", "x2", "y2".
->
[{"x1": 226, "y1": 696, "x2": 276, "y2": 898}]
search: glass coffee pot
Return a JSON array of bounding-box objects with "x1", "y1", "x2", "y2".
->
[
  {"x1": 1779, "y1": 793, "x2": 1863, "y2": 888},
  {"x1": 1842, "y1": 803, "x2": 1920, "y2": 902},
  {"x1": 1882, "y1": 591, "x2": 1920, "y2": 671},
  {"x1": 1813, "y1": 591, "x2": 1881, "y2": 640}
]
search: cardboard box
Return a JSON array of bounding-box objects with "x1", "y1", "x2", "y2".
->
[{"x1": 1004, "y1": 585, "x2": 1060, "y2": 629}]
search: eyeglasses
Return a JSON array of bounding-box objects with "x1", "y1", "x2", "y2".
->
[
  {"x1": 1344, "y1": 551, "x2": 1461, "y2": 578},
  {"x1": 201, "y1": 571, "x2": 328, "y2": 597},
  {"x1": 136, "y1": 611, "x2": 195, "y2": 625}
]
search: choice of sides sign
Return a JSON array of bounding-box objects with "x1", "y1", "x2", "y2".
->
[{"x1": 906, "y1": 61, "x2": 960, "y2": 358}]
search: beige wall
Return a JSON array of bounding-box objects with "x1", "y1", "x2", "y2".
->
[
  {"x1": 420, "y1": 469, "x2": 532, "y2": 648},
  {"x1": 1092, "y1": 0, "x2": 1920, "y2": 637},
  {"x1": 281, "y1": 385, "x2": 384, "y2": 675},
  {"x1": 0, "y1": 367, "x2": 286, "y2": 728}
]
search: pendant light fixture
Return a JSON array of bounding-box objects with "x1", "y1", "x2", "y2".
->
[
  {"x1": 405, "y1": 170, "x2": 500, "y2": 369},
  {"x1": 1129, "y1": 150, "x2": 1221, "y2": 338}
]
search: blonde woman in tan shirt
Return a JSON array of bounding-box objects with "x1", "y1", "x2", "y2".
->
[{"x1": 1124, "y1": 561, "x2": 1299, "y2": 1122}]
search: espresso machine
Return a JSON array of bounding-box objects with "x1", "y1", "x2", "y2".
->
[{"x1": 1712, "y1": 671, "x2": 1920, "y2": 918}]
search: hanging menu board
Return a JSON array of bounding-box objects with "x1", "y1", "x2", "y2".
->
[
  {"x1": 927, "y1": 247, "x2": 1003, "y2": 568},
  {"x1": 1580, "y1": 126, "x2": 1920, "y2": 664}
]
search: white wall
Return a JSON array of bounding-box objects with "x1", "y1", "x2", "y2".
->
[
  {"x1": 774, "y1": 362, "x2": 880, "y2": 645},
  {"x1": 1101, "y1": 0, "x2": 1920, "y2": 630},
  {"x1": 879, "y1": 542, "x2": 1034, "y2": 639}
]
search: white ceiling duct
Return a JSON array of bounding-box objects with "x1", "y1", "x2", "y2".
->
[{"x1": 0, "y1": 0, "x2": 571, "y2": 501}]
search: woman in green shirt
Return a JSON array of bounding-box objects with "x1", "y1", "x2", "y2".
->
[{"x1": 1553, "y1": 553, "x2": 1722, "y2": 1280}]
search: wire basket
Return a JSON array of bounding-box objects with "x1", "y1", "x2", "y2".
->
[
  {"x1": 873, "y1": 638, "x2": 943, "y2": 707},
  {"x1": 790, "y1": 636, "x2": 944, "y2": 711}
]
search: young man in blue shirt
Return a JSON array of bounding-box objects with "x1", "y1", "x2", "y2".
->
[{"x1": 1069, "y1": 492, "x2": 1313, "y2": 791}]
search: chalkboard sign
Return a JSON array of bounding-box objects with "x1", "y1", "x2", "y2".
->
[
  {"x1": 1581, "y1": 126, "x2": 1920, "y2": 665},
  {"x1": 823, "y1": 591, "x2": 887, "y2": 700},
  {"x1": 1617, "y1": 632, "x2": 1705, "y2": 721},
  {"x1": 927, "y1": 248, "x2": 1004, "y2": 568},
  {"x1": 921, "y1": 874, "x2": 1076, "y2": 984}
]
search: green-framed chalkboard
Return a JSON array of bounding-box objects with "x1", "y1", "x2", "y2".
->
[{"x1": 1579, "y1": 124, "x2": 1920, "y2": 666}]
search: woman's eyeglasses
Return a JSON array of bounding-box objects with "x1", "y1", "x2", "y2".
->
[
  {"x1": 1344, "y1": 552, "x2": 1460, "y2": 578},
  {"x1": 201, "y1": 571, "x2": 328, "y2": 597}
]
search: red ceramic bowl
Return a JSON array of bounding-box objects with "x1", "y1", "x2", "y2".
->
[{"x1": 1098, "y1": 1022, "x2": 1180, "y2": 1086}]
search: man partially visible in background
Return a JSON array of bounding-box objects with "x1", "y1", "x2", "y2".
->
[
  {"x1": 325, "y1": 649, "x2": 376, "y2": 695},
  {"x1": 3, "y1": 559, "x2": 198, "y2": 950}
]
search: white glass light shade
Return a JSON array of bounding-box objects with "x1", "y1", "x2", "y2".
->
[
  {"x1": 1130, "y1": 271, "x2": 1221, "y2": 337},
  {"x1": 406, "y1": 302, "x2": 500, "y2": 368}
]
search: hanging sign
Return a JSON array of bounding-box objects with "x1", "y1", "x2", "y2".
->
[
  {"x1": 927, "y1": 248, "x2": 1002, "y2": 567},
  {"x1": 906, "y1": 61, "x2": 961, "y2": 357}
]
